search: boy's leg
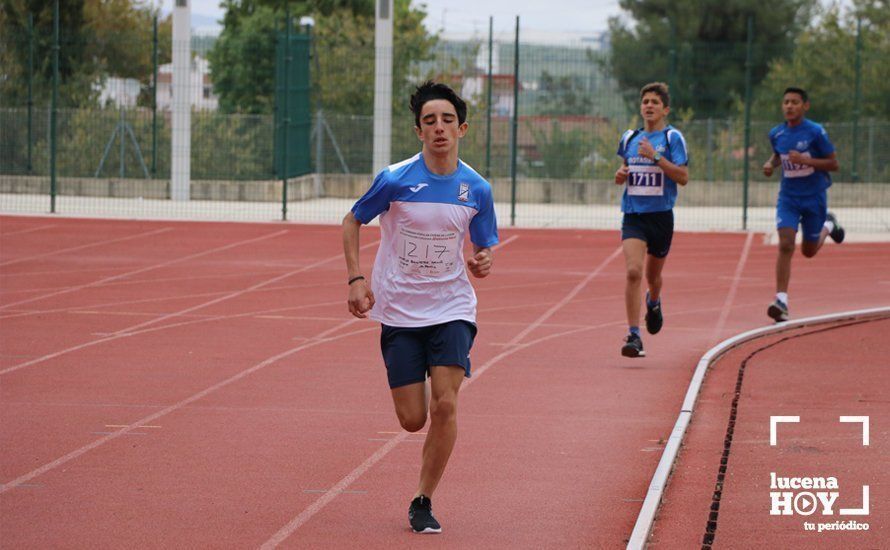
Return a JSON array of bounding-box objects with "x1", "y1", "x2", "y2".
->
[
  {"x1": 622, "y1": 238, "x2": 647, "y2": 328},
  {"x1": 383, "y1": 325, "x2": 430, "y2": 432},
  {"x1": 417, "y1": 365, "x2": 465, "y2": 498},
  {"x1": 800, "y1": 232, "x2": 828, "y2": 258},
  {"x1": 769, "y1": 227, "x2": 796, "y2": 322},
  {"x1": 391, "y1": 382, "x2": 428, "y2": 433},
  {"x1": 775, "y1": 227, "x2": 797, "y2": 294},
  {"x1": 774, "y1": 193, "x2": 801, "y2": 296},
  {"x1": 645, "y1": 254, "x2": 667, "y2": 302},
  {"x1": 800, "y1": 191, "x2": 832, "y2": 258}
]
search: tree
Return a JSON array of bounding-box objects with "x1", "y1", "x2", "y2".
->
[
  {"x1": 607, "y1": 0, "x2": 816, "y2": 118},
  {"x1": 535, "y1": 72, "x2": 593, "y2": 116},
  {"x1": 0, "y1": 0, "x2": 165, "y2": 107},
  {"x1": 209, "y1": 0, "x2": 436, "y2": 114},
  {"x1": 752, "y1": 0, "x2": 890, "y2": 121},
  {"x1": 526, "y1": 120, "x2": 593, "y2": 179},
  {"x1": 207, "y1": 5, "x2": 280, "y2": 114}
]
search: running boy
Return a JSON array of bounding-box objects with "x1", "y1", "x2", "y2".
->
[
  {"x1": 342, "y1": 81, "x2": 498, "y2": 533},
  {"x1": 763, "y1": 87, "x2": 844, "y2": 322},
  {"x1": 614, "y1": 82, "x2": 689, "y2": 357}
]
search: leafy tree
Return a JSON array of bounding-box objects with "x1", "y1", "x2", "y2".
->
[
  {"x1": 526, "y1": 120, "x2": 593, "y2": 179},
  {"x1": 607, "y1": 0, "x2": 816, "y2": 118},
  {"x1": 0, "y1": 0, "x2": 166, "y2": 107},
  {"x1": 207, "y1": 5, "x2": 280, "y2": 114},
  {"x1": 209, "y1": 0, "x2": 436, "y2": 114},
  {"x1": 535, "y1": 72, "x2": 593, "y2": 116},
  {"x1": 752, "y1": 0, "x2": 890, "y2": 121}
]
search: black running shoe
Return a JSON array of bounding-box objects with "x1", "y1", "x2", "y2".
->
[
  {"x1": 826, "y1": 211, "x2": 845, "y2": 243},
  {"x1": 621, "y1": 333, "x2": 646, "y2": 358},
  {"x1": 645, "y1": 297, "x2": 663, "y2": 335},
  {"x1": 408, "y1": 495, "x2": 441, "y2": 534},
  {"x1": 767, "y1": 299, "x2": 789, "y2": 323}
]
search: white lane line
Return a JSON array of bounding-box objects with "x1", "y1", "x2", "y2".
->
[
  {"x1": 0, "y1": 240, "x2": 378, "y2": 376},
  {"x1": 711, "y1": 232, "x2": 754, "y2": 341},
  {"x1": 495, "y1": 246, "x2": 622, "y2": 350},
  {"x1": 0, "y1": 227, "x2": 173, "y2": 268},
  {"x1": 0, "y1": 267, "x2": 285, "y2": 293},
  {"x1": 259, "y1": 246, "x2": 622, "y2": 548},
  {"x1": 0, "y1": 319, "x2": 373, "y2": 495},
  {"x1": 108, "y1": 240, "x2": 379, "y2": 338},
  {"x1": 493, "y1": 234, "x2": 519, "y2": 250},
  {"x1": 0, "y1": 224, "x2": 57, "y2": 238},
  {"x1": 625, "y1": 306, "x2": 890, "y2": 550},
  {"x1": 0, "y1": 296, "x2": 344, "y2": 377},
  {"x1": 0, "y1": 278, "x2": 339, "y2": 322},
  {"x1": 0, "y1": 230, "x2": 288, "y2": 311}
]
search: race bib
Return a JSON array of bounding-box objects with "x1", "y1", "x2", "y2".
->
[
  {"x1": 397, "y1": 226, "x2": 459, "y2": 276},
  {"x1": 627, "y1": 165, "x2": 664, "y2": 196},
  {"x1": 780, "y1": 153, "x2": 815, "y2": 178}
]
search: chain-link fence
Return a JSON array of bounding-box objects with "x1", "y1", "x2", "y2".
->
[{"x1": 1, "y1": 8, "x2": 888, "y2": 231}]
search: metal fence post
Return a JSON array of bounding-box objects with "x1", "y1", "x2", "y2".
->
[
  {"x1": 866, "y1": 118, "x2": 874, "y2": 183},
  {"x1": 706, "y1": 117, "x2": 714, "y2": 182},
  {"x1": 741, "y1": 15, "x2": 754, "y2": 231},
  {"x1": 668, "y1": 19, "x2": 677, "y2": 93},
  {"x1": 281, "y1": 8, "x2": 291, "y2": 222},
  {"x1": 152, "y1": 15, "x2": 158, "y2": 177},
  {"x1": 50, "y1": 0, "x2": 60, "y2": 213},
  {"x1": 510, "y1": 16, "x2": 519, "y2": 227},
  {"x1": 27, "y1": 13, "x2": 34, "y2": 173},
  {"x1": 851, "y1": 17, "x2": 862, "y2": 183},
  {"x1": 485, "y1": 16, "x2": 493, "y2": 179},
  {"x1": 119, "y1": 107, "x2": 126, "y2": 178},
  {"x1": 315, "y1": 109, "x2": 324, "y2": 196}
]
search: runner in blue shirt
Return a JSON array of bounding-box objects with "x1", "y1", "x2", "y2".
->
[
  {"x1": 762, "y1": 87, "x2": 844, "y2": 322},
  {"x1": 342, "y1": 81, "x2": 498, "y2": 534},
  {"x1": 614, "y1": 82, "x2": 689, "y2": 357}
]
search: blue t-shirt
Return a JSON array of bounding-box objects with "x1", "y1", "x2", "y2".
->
[
  {"x1": 351, "y1": 153, "x2": 499, "y2": 327},
  {"x1": 768, "y1": 119, "x2": 835, "y2": 197},
  {"x1": 616, "y1": 126, "x2": 689, "y2": 213}
]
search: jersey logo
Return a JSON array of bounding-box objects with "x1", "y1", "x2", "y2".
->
[
  {"x1": 458, "y1": 183, "x2": 469, "y2": 202},
  {"x1": 796, "y1": 140, "x2": 809, "y2": 150},
  {"x1": 409, "y1": 183, "x2": 429, "y2": 193}
]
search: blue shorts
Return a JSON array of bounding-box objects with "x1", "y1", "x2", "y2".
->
[
  {"x1": 776, "y1": 191, "x2": 827, "y2": 242},
  {"x1": 380, "y1": 320, "x2": 477, "y2": 389},
  {"x1": 621, "y1": 210, "x2": 674, "y2": 258}
]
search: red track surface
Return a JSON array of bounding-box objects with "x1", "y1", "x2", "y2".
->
[
  {"x1": 1, "y1": 215, "x2": 888, "y2": 548},
  {"x1": 652, "y1": 318, "x2": 889, "y2": 549}
]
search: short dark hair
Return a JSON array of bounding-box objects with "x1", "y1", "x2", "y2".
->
[
  {"x1": 409, "y1": 81, "x2": 467, "y2": 127},
  {"x1": 640, "y1": 82, "x2": 670, "y2": 108},
  {"x1": 783, "y1": 87, "x2": 809, "y2": 102}
]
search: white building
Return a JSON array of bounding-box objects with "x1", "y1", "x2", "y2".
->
[
  {"x1": 156, "y1": 55, "x2": 219, "y2": 111},
  {"x1": 96, "y1": 77, "x2": 141, "y2": 108}
]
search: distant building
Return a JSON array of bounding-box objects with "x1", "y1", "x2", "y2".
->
[
  {"x1": 95, "y1": 77, "x2": 141, "y2": 108},
  {"x1": 460, "y1": 74, "x2": 518, "y2": 117},
  {"x1": 156, "y1": 55, "x2": 219, "y2": 111}
]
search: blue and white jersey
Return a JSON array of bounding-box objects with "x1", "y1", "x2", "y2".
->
[
  {"x1": 351, "y1": 153, "x2": 499, "y2": 328},
  {"x1": 768, "y1": 119, "x2": 835, "y2": 197},
  {"x1": 616, "y1": 125, "x2": 689, "y2": 213}
]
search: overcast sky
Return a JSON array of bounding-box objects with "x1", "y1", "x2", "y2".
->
[{"x1": 158, "y1": 0, "x2": 626, "y2": 35}]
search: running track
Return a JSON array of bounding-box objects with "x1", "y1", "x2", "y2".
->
[{"x1": 1, "y1": 216, "x2": 888, "y2": 548}]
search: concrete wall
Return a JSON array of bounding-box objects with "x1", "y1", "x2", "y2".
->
[
  {"x1": 317, "y1": 174, "x2": 889, "y2": 208},
  {"x1": 0, "y1": 175, "x2": 316, "y2": 202},
  {"x1": 2, "y1": 174, "x2": 886, "y2": 208}
]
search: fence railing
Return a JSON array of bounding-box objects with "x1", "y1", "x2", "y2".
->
[{"x1": 2, "y1": 7, "x2": 887, "y2": 230}]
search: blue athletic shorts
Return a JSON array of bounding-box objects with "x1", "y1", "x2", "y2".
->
[
  {"x1": 621, "y1": 210, "x2": 674, "y2": 258},
  {"x1": 776, "y1": 191, "x2": 827, "y2": 242},
  {"x1": 379, "y1": 320, "x2": 477, "y2": 389}
]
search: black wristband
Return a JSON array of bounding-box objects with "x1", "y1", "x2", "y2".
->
[{"x1": 348, "y1": 275, "x2": 365, "y2": 285}]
